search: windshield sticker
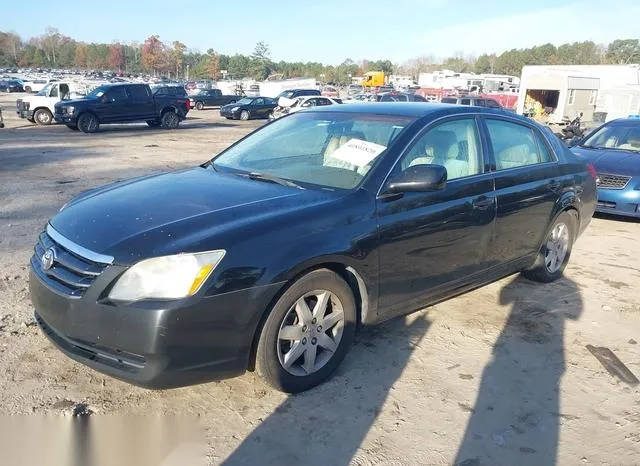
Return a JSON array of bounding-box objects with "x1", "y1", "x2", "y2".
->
[{"x1": 328, "y1": 138, "x2": 387, "y2": 167}]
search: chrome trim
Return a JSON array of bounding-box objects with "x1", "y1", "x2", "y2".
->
[{"x1": 46, "y1": 224, "x2": 114, "y2": 265}]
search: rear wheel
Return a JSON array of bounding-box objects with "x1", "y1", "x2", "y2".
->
[
  {"x1": 255, "y1": 269, "x2": 357, "y2": 393},
  {"x1": 34, "y1": 109, "x2": 53, "y2": 126},
  {"x1": 77, "y1": 113, "x2": 99, "y2": 133},
  {"x1": 240, "y1": 110, "x2": 250, "y2": 121},
  {"x1": 523, "y1": 211, "x2": 577, "y2": 283},
  {"x1": 160, "y1": 111, "x2": 180, "y2": 129},
  {"x1": 25, "y1": 86, "x2": 32, "y2": 93},
  {"x1": 195, "y1": 101, "x2": 204, "y2": 110},
  {"x1": 66, "y1": 124, "x2": 79, "y2": 131}
]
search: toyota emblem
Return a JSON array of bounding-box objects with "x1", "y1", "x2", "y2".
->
[{"x1": 41, "y1": 248, "x2": 56, "y2": 271}]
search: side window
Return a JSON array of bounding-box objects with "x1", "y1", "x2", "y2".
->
[
  {"x1": 398, "y1": 118, "x2": 483, "y2": 180},
  {"x1": 301, "y1": 99, "x2": 315, "y2": 107},
  {"x1": 486, "y1": 119, "x2": 552, "y2": 170},
  {"x1": 317, "y1": 98, "x2": 332, "y2": 106},
  {"x1": 128, "y1": 85, "x2": 149, "y2": 100},
  {"x1": 461, "y1": 99, "x2": 471, "y2": 105},
  {"x1": 253, "y1": 98, "x2": 265, "y2": 105},
  {"x1": 49, "y1": 86, "x2": 59, "y2": 98},
  {"x1": 568, "y1": 89, "x2": 576, "y2": 105},
  {"x1": 105, "y1": 86, "x2": 128, "y2": 102}
]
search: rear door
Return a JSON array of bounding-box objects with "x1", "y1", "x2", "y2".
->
[
  {"x1": 481, "y1": 116, "x2": 562, "y2": 266},
  {"x1": 128, "y1": 85, "x2": 154, "y2": 119},
  {"x1": 376, "y1": 116, "x2": 496, "y2": 314}
]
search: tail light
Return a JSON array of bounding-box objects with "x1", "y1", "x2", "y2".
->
[{"x1": 586, "y1": 163, "x2": 597, "y2": 179}]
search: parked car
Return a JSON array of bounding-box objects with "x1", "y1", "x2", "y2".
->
[
  {"x1": 269, "y1": 95, "x2": 341, "y2": 120},
  {"x1": 375, "y1": 91, "x2": 427, "y2": 102},
  {"x1": 16, "y1": 82, "x2": 89, "y2": 126},
  {"x1": 30, "y1": 103, "x2": 596, "y2": 393},
  {"x1": 276, "y1": 89, "x2": 321, "y2": 100},
  {"x1": 220, "y1": 96, "x2": 277, "y2": 120},
  {"x1": 570, "y1": 118, "x2": 640, "y2": 218},
  {"x1": 347, "y1": 84, "x2": 363, "y2": 96},
  {"x1": 321, "y1": 85, "x2": 340, "y2": 98},
  {"x1": 22, "y1": 79, "x2": 51, "y2": 93},
  {"x1": 0, "y1": 79, "x2": 24, "y2": 92},
  {"x1": 53, "y1": 83, "x2": 190, "y2": 133},
  {"x1": 441, "y1": 96, "x2": 503, "y2": 109},
  {"x1": 189, "y1": 89, "x2": 239, "y2": 110}
]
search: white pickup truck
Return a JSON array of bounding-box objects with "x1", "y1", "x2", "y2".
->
[{"x1": 16, "y1": 82, "x2": 89, "y2": 125}]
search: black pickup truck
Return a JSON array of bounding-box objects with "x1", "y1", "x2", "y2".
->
[
  {"x1": 189, "y1": 88, "x2": 238, "y2": 110},
  {"x1": 54, "y1": 83, "x2": 190, "y2": 133}
]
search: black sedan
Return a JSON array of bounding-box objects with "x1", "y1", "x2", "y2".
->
[
  {"x1": 29, "y1": 104, "x2": 596, "y2": 393},
  {"x1": 0, "y1": 79, "x2": 24, "y2": 92},
  {"x1": 375, "y1": 91, "x2": 427, "y2": 102},
  {"x1": 220, "y1": 96, "x2": 277, "y2": 120}
]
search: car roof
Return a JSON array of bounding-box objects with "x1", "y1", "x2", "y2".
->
[
  {"x1": 608, "y1": 118, "x2": 640, "y2": 125},
  {"x1": 308, "y1": 102, "x2": 526, "y2": 120}
]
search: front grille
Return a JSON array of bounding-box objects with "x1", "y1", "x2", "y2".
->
[
  {"x1": 16, "y1": 99, "x2": 28, "y2": 111},
  {"x1": 597, "y1": 173, "x2": 631, "y2": 189},
  {"x1": 31, "y1": 231, "x2": 107, "y2": 298}
]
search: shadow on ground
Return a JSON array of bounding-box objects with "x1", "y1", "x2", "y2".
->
[
  {"x1": 454, "y1": 276, "x2": 582, "y2": 466},
  {"x1": 222, "y1": 313, "x2": 432, "y2": 466}
]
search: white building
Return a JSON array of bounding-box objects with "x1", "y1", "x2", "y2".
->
[
  {"x1": 516, "y1": 64, "x2": 640, "y2": 123},
  {"x1": 417, "y1": 70, "x2": 519, "y2": 93}
]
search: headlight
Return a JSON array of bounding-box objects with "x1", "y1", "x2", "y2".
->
[
  {"x1": 231, "y1": 106, "x2": 240, "y2": 112},
  {"x1": 108, "y1": 250, "x2": 226, "y2": 301},
  {"x1": 64, "y1": 106, "x2": 75, "y2": 114}
]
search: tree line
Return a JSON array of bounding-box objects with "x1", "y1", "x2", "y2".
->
[{"x1": 1, "y1": 28, "x2": 639, "y2": 83}]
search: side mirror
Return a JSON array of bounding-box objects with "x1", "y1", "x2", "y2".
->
[{"x1": 383, "y1": 164, "x2": 447, "y2": 194}]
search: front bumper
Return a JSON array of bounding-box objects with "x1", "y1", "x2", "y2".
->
[
  {"x1": 54, "y1": 113, "x2": 77, "y2": 124},
  {"x1": 17, "y1": 109, "x2": 34, "y2": 120},
  {"x1": 30, "y1": 262, "x2": 284, "y2": 389},
  {"x1": 595, "y1": 185, "x2": 640, "y2": 218},
  {"x1": 219, "y1": 108, "x2": 240, "y2": 119}
]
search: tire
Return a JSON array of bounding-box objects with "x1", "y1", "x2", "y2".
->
[
  {"x1": 77, "y1": 113, "x2": 99, "y2": 133},
  {"x1": 240, "y1": 110, "x2": 250, "y2": 121},
  {"x1": 195, "y1": 101, "x2": 204, "y2": 110},
  {"x1": 523, "y1": 211, "x2": 577, "y2": 283},
  {"x1": 66, "y1": 124, "x2": 79, "y2": 131},
  {"x1": 146, "y1": 119, "x2": 161, "y2": 128},
  {"x1": 27, "y1": 117, "x2": 35, "y2": 124},
  {"x1": 25, "y1": 86, "x2": 32, "y2": 93},
  {"x1": 34, "y1": 109, "x2": 53, "y2": 126},
  {"x1": 160, "y1": 110, "x2": 180, "y2": 129},
  {"x1": 255, "y1": 269, "x2": 357, "y2": 393}
]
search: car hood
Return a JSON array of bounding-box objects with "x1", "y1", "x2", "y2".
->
[
  {"x1": 50, "y1": 167, "x2": 333, "y2": 264},
  {"x1": 571, "y1": 146, "x2": 640, "y2": 176},
  {"x1": 55, "y1": 97, "x2": 98, "y2": 107}
]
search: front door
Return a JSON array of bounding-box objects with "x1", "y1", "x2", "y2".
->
[
  {"x1": 97, "y1": 86, "x2": 130, "y2": 122},
  {"x1": 251, "y1": 98, "x2": 267, "y2": 117},
  {"x1": 376, "y1": 116, "x2": 496, "y2": 315},
  {"x1": 482, "y1": 117, "x2": 561, "y2": 266}
]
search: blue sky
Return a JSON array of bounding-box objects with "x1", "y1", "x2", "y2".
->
[{"x1": 2, "y1": 0, "x2": 639, "y2": 64}]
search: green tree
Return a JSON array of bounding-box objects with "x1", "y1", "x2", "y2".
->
[
  {"x1": 250, "y1": 41, "x2": 273, "y2": 80},
  {"x1": 227, "y1": 54, "x2": 251, "y2": 79},
  {"x1": 606, "y1": 39, "x2": 640, "y2": 64}
]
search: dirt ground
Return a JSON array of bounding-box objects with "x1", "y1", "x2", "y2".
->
[{"x1": 0, "y1": 93, "x2": 639, "y2": 466}]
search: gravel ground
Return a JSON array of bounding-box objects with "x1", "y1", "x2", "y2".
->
[{"x1": 0, "y1": 93, "x2": 639, "y2": 466}]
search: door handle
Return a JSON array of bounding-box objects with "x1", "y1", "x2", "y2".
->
[{"x1": 472, "y1": 196, "x2": 494, "y2": 210}]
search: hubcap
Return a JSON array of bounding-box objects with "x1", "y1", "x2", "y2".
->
[
  {"x1": 38, "y1": 112, "x2": 50, "y2": 123},
  {"x1": 544, "y1": 222, "x2": 569, "y2": 273},
  {"x1": 277, "y1": 290, "x2": 345, "y2": 376}
]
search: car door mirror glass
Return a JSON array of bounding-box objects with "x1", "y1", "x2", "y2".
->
[{"x1": 384, "y1": 164, "x2": 447, "y2": 194}]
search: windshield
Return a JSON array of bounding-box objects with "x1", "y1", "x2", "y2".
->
[
  {"x1": 36, "y1": 83, "x2": 53, "y2": 96},
  {"x1": 86, "y1": 85, "x2": 110, "y2": 99},
  {"x1": 279, "y1": 90, "x2": 295, "y2": 99},
  {"x1": 235, "y1": 98, "x2": 253, "y2": 105},
  {"x1": 581, "y1": 123, "x2": 640, "y2": 152},
  {"x1": 212, "y1": 112, "x2": 413, "y2": 189}
]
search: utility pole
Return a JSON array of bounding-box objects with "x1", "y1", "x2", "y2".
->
[{"x1": 186, "y1": 64, "x2": 190, "y2": 80}]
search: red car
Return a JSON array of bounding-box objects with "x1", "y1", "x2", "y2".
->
[{"x1": 321, "y1": 85, "x2": 339, "y2": 98}]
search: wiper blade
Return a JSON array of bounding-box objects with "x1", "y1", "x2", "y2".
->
[{"x1": 242, "y1": 172, "x2": 303, "y2": 189}]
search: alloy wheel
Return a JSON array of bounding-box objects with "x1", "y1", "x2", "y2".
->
[
  {"x1": 277, "y1": 290, "x2": 345, "y2": 376},
  {"x1": 544, "y1": 222, "x2": 569, "y2": 273}
]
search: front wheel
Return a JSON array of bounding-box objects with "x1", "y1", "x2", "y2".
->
[
  {"x1": 255, "y1": 269, "x2": 357, "y2": 393},
  {"x1": 34, "y1": 109, "x2": 53, "y2": 126},
  {"x1": 77, "y1": 113, "x2": 99, "y2": 133},
  {"x1": 240, "y1": 110, "x2": 250, "y2": 121},
  {"x1": 160, "y1": 111, "x2": 180, "y2": 129},
  {"x1": 523, "y1": 211, "x2": 577, "y2": 283}
]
